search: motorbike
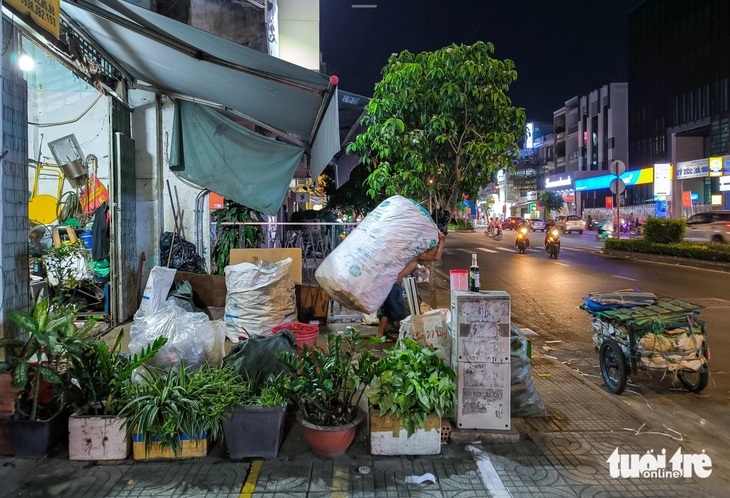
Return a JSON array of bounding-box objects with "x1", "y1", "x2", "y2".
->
[
  {"x1": 484, "y1": 222, "x2": 503, "y2": 239},
  {"x1": 545, "y1": 227, "x2": 561, "y2": 259},
  {"x1": 596, "y1": 220, "x2": 615, "y2": 240},
  {"x1": 516, "y1": 227, "x2": 530, "y2": 253}
]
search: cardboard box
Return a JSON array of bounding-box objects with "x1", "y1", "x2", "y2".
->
[{"x1": 229, "y1": 248, "x2": 302, "y2": 285}]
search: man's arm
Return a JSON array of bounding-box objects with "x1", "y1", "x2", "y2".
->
[{"x1": 416, "y1": 232, "x2": 446, "y2": 263}]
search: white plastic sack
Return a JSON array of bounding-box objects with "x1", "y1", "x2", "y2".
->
[
  {"x1": 399, "y1": 309, "x2": 452, "y2": 362},
  {"x1": 316, "y1": 196, "x2": 439, "y2": 313},
  {"x1": 129, "y1": 301, "x2": 226, "y2": 370},
  {"x1": 224, "y1": 258, "x2": 297, "y2": 342},
  {"x1": 135, "y1": 266, "x2": 177, "y2": 320}
]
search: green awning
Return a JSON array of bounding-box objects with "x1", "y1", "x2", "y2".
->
[{"x1": 170, "y1": 101, "x2": 304, "y2": 216}]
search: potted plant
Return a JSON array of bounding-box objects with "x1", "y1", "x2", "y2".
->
[
  {"x1": 118, "y1": 362, "x2": 242, "y2": 460},
  {"x1": 66, "y1": 330, "x2": 167, "y2": 460},
  {"x1": 276, "y1": 328, "x2": 376, "y2": 457},
  {"x1": 220, "y1": 374, "x2": 289, "y2": 459},
  {"x1": 0, "y1": 298, "x2": 93, "y2": 458},
  {"x1": 364, "y1": 338, "x2": 456, "y2": 455}
]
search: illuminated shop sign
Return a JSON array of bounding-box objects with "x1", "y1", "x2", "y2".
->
[
  {"x1": 654, "y1": 163, "x2": 672, "y2": 197},
  {"x1": 544, "y1": 175, "x2": 572, "y2": 189},
  {"x1": 574, "y1": 168, "x2": 654, "y2": 192},
  {"x1": 676, "y1": 158, "x2": 708, "y2": 179},
  {"x1": 720, "y1": 176, "x2": 730, "y2": 192},
  {"x1": 709, "y1": 157, "x2": 723, "y2": 177}
]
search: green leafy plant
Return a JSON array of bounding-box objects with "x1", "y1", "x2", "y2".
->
[
  {"x1": 68, "y1": 329, "x2": 168, "y2": 416},
  {"x1": 276, "y1": 328, "x2": 377, "y2": 426},
  {"x1": 118, "y1": 363, "x2": 283, "y2": 456},
  {"x1": 348, "y1": 41, "x2": 526, "y2": 213},
  {"x1": 0, "y1": 298, "x2": 94, "y2": 421},
  {"x1": 322, "y1": 163, "x2": 386, "y2": 217},
  {"x1": 211, "y1": 200, "x2": 264, "y2": 274},
  {"x1": 538, "y1": 191, "x2": 565, "y2": 218},
  {"x1": 604, "y1": 238, "x2": 730, "y2": 262},
  {"x1": 42, "y1": 240, "x2": 89, "y2": 291},
  {"x1": 448, "y1": 218, "x2": 474, "y2": 231},
  {"x1": 643, "y1": 217, "x2": 686, "y2": 244},
  {"x1": 364, "y1": 339, "x2": 456, "y2": 436}
]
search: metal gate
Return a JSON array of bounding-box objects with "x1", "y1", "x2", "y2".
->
[{"x1": 109, "y1": 97, "x2": 137, "y2": 324}]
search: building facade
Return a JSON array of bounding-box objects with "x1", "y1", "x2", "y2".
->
[{"x1": 629, "y1": 0, "x2": 730, "y2": 214}]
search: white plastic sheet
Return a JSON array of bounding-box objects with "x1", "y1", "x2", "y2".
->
[
  {"x1": 224, "y1": 258, "x2": 297, "y2": 342},
  {"x1": 315, "y1": 196, "x2": 439, "y2": 313},
  {"x1": 399, "y1": 309, "x2": 451, "y2": 362},
  {"x1": 135, "y1": 266, "x2": 177, "y2": 320},
  {"x1": 129, "y1": 300, "x2": 226, "y2": 369}
]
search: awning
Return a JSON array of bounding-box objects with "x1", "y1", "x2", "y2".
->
[{"x1": 61, "y1": 0, "x2": 339, "y2": 178}]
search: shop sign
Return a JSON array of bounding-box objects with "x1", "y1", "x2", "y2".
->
[
  {"x1": 525, "y1": 191, "x2": 537, "y2": 201},
  {"x1": 605, "y1": 196, "x2": 613, "y2": 209},
  {"x1": 544, "y1": 175, "x2": 572, "y2": 190},
  {"x1": 654, "y1": 163, "x2": 672, "y2": 197},
  {"x1": 675, "y1": 158, "x2": 709, "y2": 179},
  {"x1": 7, "y1": 0, "x2": 60, "y2": 38},
  {"x1": 711, "y1": 194, "x2": 723, "y2": 206},
  {"x1": 709, "y1": 157, "x2": 723, "y2": 177},
  {"x1": 575, "y1": 167, "x2": 653, "y2": 192},
  {"x1": 720, "y1": 176, "x2": 730, "y2": 192},
  {"x1": 497, "y1": 169, "x2": 506, "y2": 184}
]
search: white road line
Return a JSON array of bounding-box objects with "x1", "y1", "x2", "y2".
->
[
  {"x1": 478, "y1": 247, "x2": 498, "y2": 254},
  {"x1": 468, "y1": 446, "x2": 512, "y2": 498},
  {"x1": 555, "y1": 262, "x2": 570, "y2": 266},
  {"x1": 613, "y1": 275, "x2": 638, "y2": 281},
  {"x1": 495, "y1": 246, "x2": 514, "y2": 252},
  {"x1": 560, "y1": 247, "x2": 582, "y2": 251}
]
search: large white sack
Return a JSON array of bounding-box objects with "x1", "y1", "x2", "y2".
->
[
  {"x1": 315, "y1": 196, "x2": 439, "y2": 313},
  {"x1": 224, "y1": 258, "x2": 297, "y2": 342},
  {"x1": 134, "y1": 266, "x2": 177, "y2": 321}
]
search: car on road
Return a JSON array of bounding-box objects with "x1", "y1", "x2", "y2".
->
[
  {"x1": 684, "y1": 210, "x2": 730, "y2": 244},
  {"x1": 528, "y1": 219, "x2": 546, "y2": 232},
  {"x1": 502, "y1": 217, "x2": 524, "y2": 230},
  {"x1": 557, "y1": 215, "x2": 586, "y2": 234}
]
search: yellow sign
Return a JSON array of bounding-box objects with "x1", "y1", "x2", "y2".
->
[
  {"x1": 7, "y1": 0, "x2": 60, "y2": 38},
  {"x1": 711, "y1": 194, "x2": 723, "y2": 206},
  {"x1": 709, "y1": 157, "x2": 723, "y2": 177}
]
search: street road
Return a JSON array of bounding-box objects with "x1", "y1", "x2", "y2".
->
[{"x1": 437, "y1": 229, "x2": 730, "y2": 475}]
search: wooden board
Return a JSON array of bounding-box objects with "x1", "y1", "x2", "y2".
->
[{"x1": 229, "y1": 248, "x2": 302, "y2": 285}]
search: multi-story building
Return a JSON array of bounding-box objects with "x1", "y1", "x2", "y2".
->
[{"x1": 629, "y1": 0, "x2": 730, "y2": 214}]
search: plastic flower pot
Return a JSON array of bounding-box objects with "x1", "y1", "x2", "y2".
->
[
  {"x1": 298, "y1": 409, "x2": 364, "y2": 457},
  {"x1": 222, "y1": 405, "x2": 286, "y2": 459}
]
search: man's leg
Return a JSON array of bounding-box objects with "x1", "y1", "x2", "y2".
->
[{"x1": 376, "y1": 316, "x2": 388, "y2": 339}]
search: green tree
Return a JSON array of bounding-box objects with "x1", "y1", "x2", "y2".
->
[
  {"x1": 348, "y1": 41, "x2": 526, "y2": 213},
  {"x1": 538, "y1": 191, "x2": 565, "y2": 218},
  {"x1": 322, "y1": 164, "x2": 386, "y2": 217}
]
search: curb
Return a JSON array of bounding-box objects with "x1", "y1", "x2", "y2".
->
[{"x1": 601, "y1": 248, "x2": 730, "y2": 272}]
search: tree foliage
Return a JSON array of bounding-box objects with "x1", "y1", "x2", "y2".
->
[
  {"x1": 348, "y1": 41, "x2": 526, "y2": 211},
  {"x1": 538, "y1": 191, "x2": 565, "y2": 217},
  {"x1": 322, "y1": 164, "x2": 386, "y2": 217}
]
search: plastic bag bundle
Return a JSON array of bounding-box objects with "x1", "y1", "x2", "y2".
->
[
  {"x1": 135, "y1": 266, "x2": 177, "y2": 320},
  {"x1": 315, "y1": 196, "x2": 439, "y2": 313},
  {"x1": 224, "y1": 258, "x2": 297, "y2": 342},
  {"x1": 129, "y1": 301, "x2": 226, "y2": 370},
  {"x1": 510, "y1": 323, "x2": 547, "y2": 418},
  {"x1": 222, "y1": 330, "x2": 297, "y2": 387}
]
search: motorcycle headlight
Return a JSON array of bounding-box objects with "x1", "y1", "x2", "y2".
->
[
  {"x1": 521, "y1": 228, "x2": 527, "y2": 234},
  {"x1": 552, "y1": 230, "x2": 558, "y2": 236}
]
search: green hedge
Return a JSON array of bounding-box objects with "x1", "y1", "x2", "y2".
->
[
  {"x1": 643, "y1": 217, "x2": 686, "y2": 244},
  {"x1": 448, "y1": 218, "x2": 474, "y2": 231},
  {"x1": 604, "y1": 238, "x2": 730, "y2": 263}
]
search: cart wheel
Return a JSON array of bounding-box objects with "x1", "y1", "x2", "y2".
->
[
  {"x1": 600, "y1": 339, "x2": 627, "y2": 394},
  {"x1": 678, "y1": 370, "x2": 708, "y2": 393}
]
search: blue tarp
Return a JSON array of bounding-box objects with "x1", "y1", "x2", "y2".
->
[
  {"x1": 582, "y1": 289, "x2": 657, "y2": 311},
  {"x1": 169, "y1": 101, "x2": 304, "y2": 216}
]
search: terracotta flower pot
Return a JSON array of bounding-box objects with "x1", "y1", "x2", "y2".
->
[{"x1": 298, "y1": 410, "x2": 364, "y2": 457}]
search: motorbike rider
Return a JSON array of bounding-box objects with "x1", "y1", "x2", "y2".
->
[
  {"x1": 515, "y1": 218, "x2": 531, "y2": 249},
  {"x1": 544, "y1": 217, "x2": 558, "y2": 248}
]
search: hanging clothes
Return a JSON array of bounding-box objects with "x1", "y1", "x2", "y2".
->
[{"x1": 92, "y1": 202, "x2": 110, "y2": 261}]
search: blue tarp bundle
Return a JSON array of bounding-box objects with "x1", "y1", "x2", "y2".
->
[{"x1": 582, "y1": 289, "x2": 657, "y2": 311}]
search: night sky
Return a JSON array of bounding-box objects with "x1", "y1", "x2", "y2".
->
[{"x1": 320, "y1": 0, "x2": 644, "y2": 123}]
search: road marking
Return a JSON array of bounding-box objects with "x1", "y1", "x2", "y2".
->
[
  {"x1": 560, "y1": 247, "x2": 582, "y2": 251},
  {"x1": 239, "y1": 460, "x2": 262, "y2": 498},
  {"x1": 468, "y1": 446, "x2": 512, "y2": 498},
  {"x1": 478, "y1": 247, "x2": 498, "y2": 254},
  {"x1": 612, "y1": 275, "x2": 638, "y2": 281},
  {"x1": 332, "y1": 465, "x2": 349, "y2": 498},
  {"x1": 555, "y1": 262, "x2": 570, "y2": 266},
  {"x1": 495, "y1": 246, "x2": 514, "y2": 252}
]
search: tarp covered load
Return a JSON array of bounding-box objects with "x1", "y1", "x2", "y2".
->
[
  {"x1": 582, "y1": 288, "x2": 657, "y2": 311},
  {"x1": 315, "y1": 196, "x2": 439, "y2": 313}
]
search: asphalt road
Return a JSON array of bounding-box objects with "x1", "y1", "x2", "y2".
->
[{"x1": 437, "y1": 228, "x2": 730, "y2": 478}]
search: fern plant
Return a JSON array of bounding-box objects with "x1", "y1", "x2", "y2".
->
[{"x1": 211, "y1": 200, "x2": 264, "y2": 274}]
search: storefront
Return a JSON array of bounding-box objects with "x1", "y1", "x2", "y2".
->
[
  {"x1": 575, "y1": 167, "x2": 654, "y2": 212},
  {"x1": 542, "y1": 173, "x2": 575, "y2": 216},
  {"x1": 675, "y1": 157, "x2": 728, "y2": 209}
]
